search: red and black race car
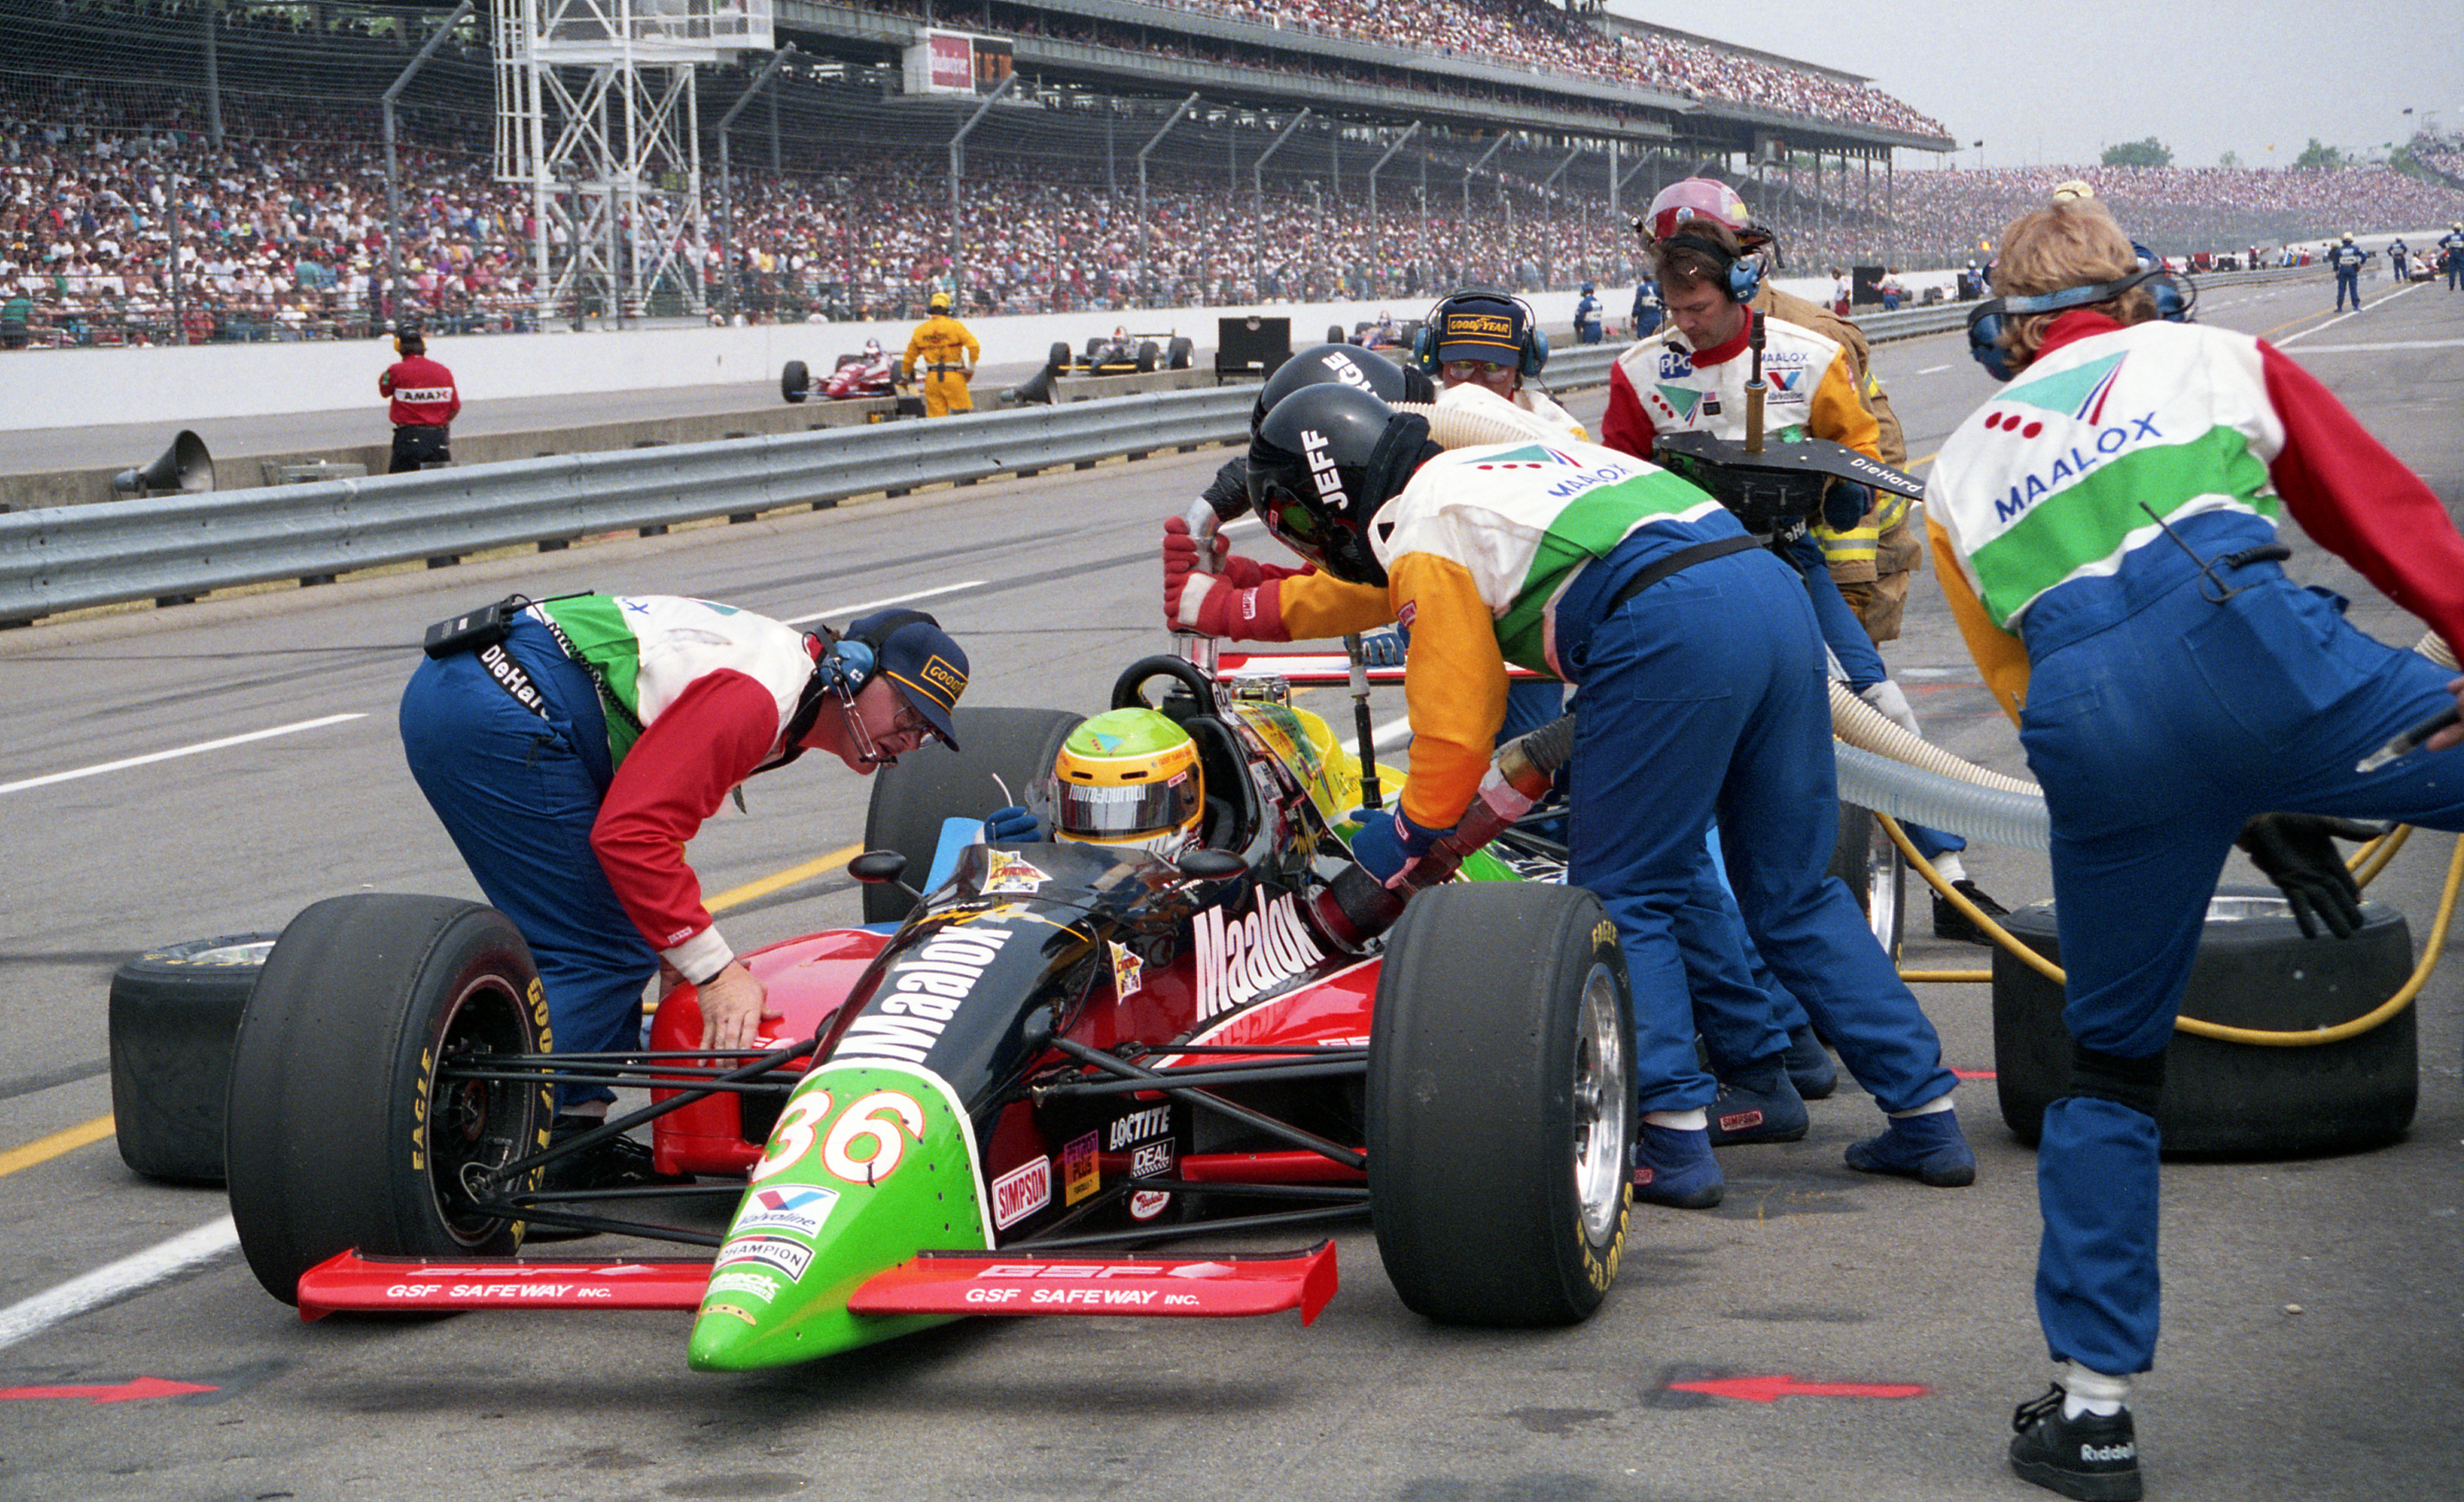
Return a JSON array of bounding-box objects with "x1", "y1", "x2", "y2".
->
[{"x1": 219, "y1": 649, "x2": 1634, "y2": 1370}]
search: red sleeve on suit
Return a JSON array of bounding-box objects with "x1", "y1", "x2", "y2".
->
[
  {"x1": 1600, "y1": 359, "x2": 1659, "y2": 460},
  {"x1": 590, "y1": 670, "x2": 784, "y2": 952},
  {"x1": 2259, "y1": 340, "x2": 2464, "y2": 658}
]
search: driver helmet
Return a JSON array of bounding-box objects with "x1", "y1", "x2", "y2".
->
[
  {"x1": 1048, "y1": 708, "x2": 1204, "y2": 859},
  {"x1": 1114, "y1": 324, "x2": 1128, "y2": 339},
  {"x1": 862, "y1": 337, "x2": 882, "y2": 355},
  {"x1": 1639, "y1": 177, "x2": 1756, "y2": 245},
  {"x1": 1249, "y1": 342, "x2": 1432, "y2": 434}
]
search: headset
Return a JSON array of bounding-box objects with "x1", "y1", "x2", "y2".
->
[
  {"x1": 785, "y1": 608, "x2": 941, "y2": 765},
  {"x1": 1411, "y1": 287, "x2": 1548, "y2": 379},
  {"x1": 1965, "y1": 252, "x2": 2196, "y2": 381},
  {"x1": 1657, "y1": 232, "x2": 1764, "y2": 306}
]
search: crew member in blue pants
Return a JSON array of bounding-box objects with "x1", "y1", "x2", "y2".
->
[
  {"x1": 1934, "y1": 192, "x2": 2464, "y2": 1502},
  {"x1": 2326, "y1": 232, "x2": 2369, "y2": 311}
]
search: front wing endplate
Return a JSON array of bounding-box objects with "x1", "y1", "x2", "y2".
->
[{"x1": 846, "y1": 1242, "x2": 1339, "y2": 1324}]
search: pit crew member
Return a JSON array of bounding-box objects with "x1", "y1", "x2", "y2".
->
[
  {"x1": 903, "y1": 291, "x2": 979, "y2": 417},
  {"x1": 1931, "y1": 192, "x2": 2464, "y2": 1502},
  {"x1": 402, "y1": 601, "x2": 969, "y2": 1188},
  {"x1": 2328, "y1": 231, "x2": 2369, "y2": 312},
  {"x1": 1245, "y1": 381, "x2": 1971, "y2": 1211},
  {"x1": 379, "y1": 325, "x2": 459, "y2": 473}
]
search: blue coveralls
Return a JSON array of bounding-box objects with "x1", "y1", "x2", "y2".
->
[
  {"x1": 2014, "y1": 508, "x2": 2464, "y2": 1375},
  {"x1": 2444, "y1": 233, "x2": 2464, "y2": 291},
  {"x1": 1575, "y1": 292, "x2": 1603, "y2": 345},
  {"x1": 1631, "y1": 281, "x2": 1662, "y2": 338},
  {"x1": 400, "y1": 617, "x2": 653, "y2": 1110},
  {"x1": 1553, "y1": 518, "x2": 1956, "y2": 1117},
  {"x1": 2329, "y1": 243, "x2": 2368, "y2": 311}
]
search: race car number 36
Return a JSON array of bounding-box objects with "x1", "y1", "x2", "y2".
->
[{"x1": 749, "y1": 1087, "x2": 927, "y2": 1188}]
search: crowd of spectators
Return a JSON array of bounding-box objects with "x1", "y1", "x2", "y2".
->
[{"x1": 1876, "y1": 163, "x2": 2464, "y2": 266}]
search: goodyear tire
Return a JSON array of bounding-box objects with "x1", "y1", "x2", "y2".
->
[
  {"x1": 1046, "y1": 341, "x2": 1070, "y2": 373},
  {"x1": 108, "y1": 933, "x2": 277, "y2": 1183},
  {"x1": 1992, "y1": 886, "x2": 2416, "y2": 1156},
  {"x1": 1368, "y1": 882, "x2": 1633, "y2": 1326},
  {"x1": 1327, "y1": 323, "x2": 1346, "y2": 346},
  {"x1": 1167, "y1": 335, "x2": 1194, "y2": 370},
  {"x1": 1826, "y1": 803, "x2": 1904, "y2": 959},
  {"x1": 225, "y1": 895, "x2": 551, "y2": 1305},
  {"x1": 859, "y1": 707, "x2": 1085, "y2": 923},
  {"x1": 1135, "y1": 340, "x2": 1159, "y2": 374},
  {"x1": 781, "y1": 360, "x2": 810, "y2": 404}
]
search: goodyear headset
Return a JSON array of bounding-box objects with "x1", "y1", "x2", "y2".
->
[
  {"x1": 1411, "y1": 287, "x2": 1549, "y2": 379},
  {"x1": 1966, "y1": 245, "x2": 2194, "y2": 382},
  {"x1": 1654, "y1": 230, "x2": 1766, "y2": 308}
]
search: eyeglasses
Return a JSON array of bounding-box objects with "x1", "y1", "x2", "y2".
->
[
  {"x1": 1441, "y1": 359, "x2": 1512, "y2": 379},
  {"x1": 889, "y1": 705, "x2": 936, "y2": 743}
]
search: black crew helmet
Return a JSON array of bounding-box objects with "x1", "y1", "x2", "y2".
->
[
  {"x1": 1247, "y1": 383, "x2": 1433, "y2": 586},
  {"x1": 1249, "y1": 342, "x2": 1434, "y2": 434}
]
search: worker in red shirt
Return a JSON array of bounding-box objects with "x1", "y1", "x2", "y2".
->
[{"x1": 378, "y1": 324, "x2": 460, "y2": 473}]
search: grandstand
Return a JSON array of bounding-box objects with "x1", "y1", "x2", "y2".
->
[{"x1": 5, "y1": 0, "x2": 2456, "y2": 353}]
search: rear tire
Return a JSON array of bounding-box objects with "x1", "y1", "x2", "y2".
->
[
  {"x1": 1135, "y1": 340, "x2": 1159, "y2": 373},
  {"x1": 1368, "y1": 883, "x2": 1633, "y2": 1326},
  {"x1": 859, "y1": 707, "x2": 1085, "y2": 923},
  {"x1": 1167, "y1": 335, "x2": 1194, "y2": 370},
  {"x1": 225, "y1": 895, "x2": 552, "y2": 1305},
  {"x1": 109, "y1": 934, "x2": 277, "y2": 1183},
  {"x1": 1327, "y1": 323, "x2": 1346, "y2": 347},
  {"x1": 780, "y1": 360, "x2": 809, "y2": 404}
]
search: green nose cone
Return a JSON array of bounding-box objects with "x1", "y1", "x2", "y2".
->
[{"x1": 688, "y1": 1063, "x2": 990, "y2": 1371}]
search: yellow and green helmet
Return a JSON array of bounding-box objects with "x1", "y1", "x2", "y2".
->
[{"x1": 1048, "y1": 708, "x2": 1204, "y2": 858}]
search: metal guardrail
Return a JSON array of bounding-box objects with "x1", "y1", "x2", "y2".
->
[
  {"x1": 0, "y1": 261, "x2": 2334, "y2": 626},
  {"x1": 1, "y1": 386, "x2": 1254, "y2": 625}
]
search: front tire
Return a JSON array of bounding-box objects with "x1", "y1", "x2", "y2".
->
[
  {"x1": 859, "y1": 707, "x2": 1085, "y2": 923},
  {"x1": 780, "y1": 360, "x2": 809, "y2": 404},
  {"x1": 1367, "y1": 883, "x2": 1633, "y2": 1326},
  {"x1": 225, "y1": 896, "x2": 552, "y2": 1305},
  {"x1": 1826, "y1": 802, "x2": 1904, "y2": 959}
]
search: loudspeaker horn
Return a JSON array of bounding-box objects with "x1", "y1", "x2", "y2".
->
[{"x1": 112, "y1": 430, "x2": 215, "y2": 497}]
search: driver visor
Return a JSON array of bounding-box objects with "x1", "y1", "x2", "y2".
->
[{"x1": 1053, "y1": 770, "x2": 1200, "y2": 839}]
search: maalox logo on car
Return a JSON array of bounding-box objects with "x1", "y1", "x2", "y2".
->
[{"x1": 1193, "y1": 888, "x2": 1324, "y2": 1019}]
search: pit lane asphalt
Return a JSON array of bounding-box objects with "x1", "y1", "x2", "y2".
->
[{"x1": 1, "y1": 275, "x2": 2456, "y2": 1502}]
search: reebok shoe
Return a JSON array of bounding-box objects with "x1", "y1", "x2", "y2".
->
[
  {"x1": 2009, "y1": 1385, "x2": 2144, "y2": 1501},
  {"x1": 1844, "y1": 1108, "x2": 1976, "y2": 1187}
]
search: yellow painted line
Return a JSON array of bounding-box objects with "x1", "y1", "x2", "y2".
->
[
  {"x1": 0, "y1": 1115, "x2": 116, "y2": 1177},
  {"x1": 706, "y1": 840, "x2": 865, "y2": 914}
]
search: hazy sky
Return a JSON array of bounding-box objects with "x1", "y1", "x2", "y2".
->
[{"x1": 1608, "y1": 0, "x2": 2463, "y2": 171}]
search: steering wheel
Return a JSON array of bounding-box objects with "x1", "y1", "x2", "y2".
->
[{"x1": 1110, "y1": 654, "x2": 1215, "y2": 713}]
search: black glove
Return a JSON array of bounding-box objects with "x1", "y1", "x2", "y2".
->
[
  {"x1": 2236, "y1": 813, "x2": 2381, "y2": 939},
  {"x1": 1822, "y1": 479, "x2": 1873, "y2": 533},
  {"x1": 1200, "y1": 455, "x2": 1253, "y2": 523}
]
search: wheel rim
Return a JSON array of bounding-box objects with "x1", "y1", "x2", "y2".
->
[
  {"x1": 427, "y1": 976, "x2": 537, "y2": 1245},
  {"x1": 1570, "y1": 962, "x2": 1630, "y2": 1244},
  {"x1": 1863, "y1": 814, "x2": 1904, "y2": 956}
]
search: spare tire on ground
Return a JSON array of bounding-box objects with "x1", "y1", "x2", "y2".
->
[
  {"x1": 109, "y1": 933, "x2": 278, "y2": 1183},
  {"x1": 1992, "y1": 886, "x2": 2416, "y2": 1157}
]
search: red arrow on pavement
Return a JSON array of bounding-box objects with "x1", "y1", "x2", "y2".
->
[
  {"x1": 0, "y1": 1376, "x2": 219, "y2": 1404},
  {"x1": 1669, "y1": 1373, "x2": 1929, "y2": 1403}
]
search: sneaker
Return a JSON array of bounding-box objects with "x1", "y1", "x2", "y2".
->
[
  {"x1": 1632, "y1": 1123, "x2": 1724, "y2": 1208},
  {"x1": 1782, "y1": 1023, "x2": 1837, "y2": 1100},
  {"x1": 1844, "y1": 1108, "x2": 1976, "y2": 1187},
  {"x1": 543, "y1": 1114, "x2": 693, "y2": 1193},
  {"x1": 2009, "y1": 1385, "x2": 2144, "y2": 1501},
  {"x1": 1931, "y1": 877, "x2": 2012, "y2": 944},
  {"x1": 1707, "y1": 1063, "x2": 1807, "y2": 1146}
]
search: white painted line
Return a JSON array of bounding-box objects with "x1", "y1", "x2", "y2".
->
[
  {"x1": 1915, "y1": 364, "x2": 1951, "y2": 375},
  {"x1": 1373, "y1": 713, "x2": 1413, "y2": 750},
  {"x1": 0, "y1": 713, "x2": 367, "y2": 796},
  {"x1": 780, "y1": 580, "x2": 985, "y2": 628},
  {"x1": 0, "y1": 1215, "x2": 239, "y2": 1354},
  {"x1": 2277, "y1": 280, "x2": 2423, "y2": 346}
]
